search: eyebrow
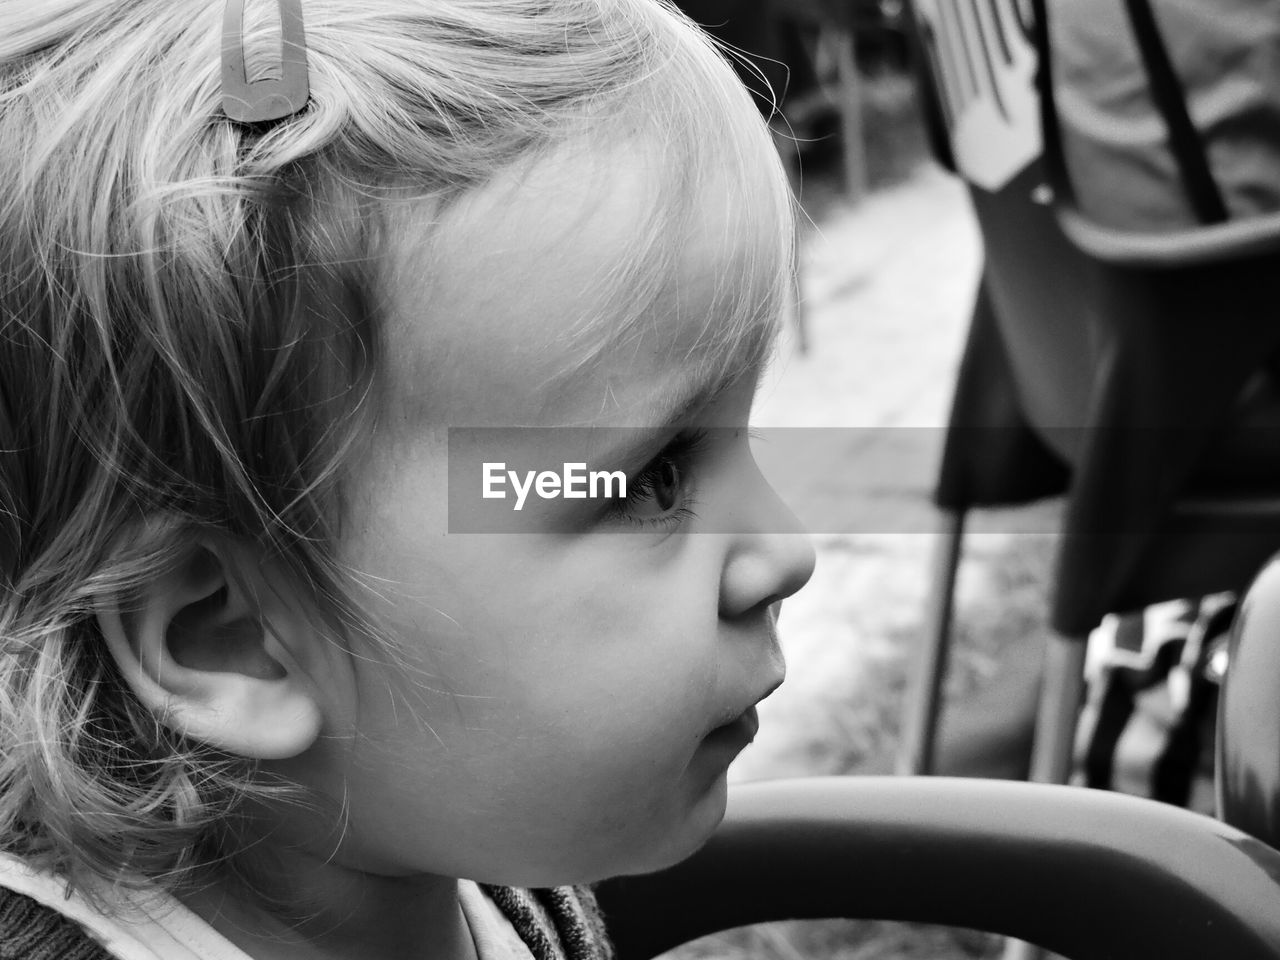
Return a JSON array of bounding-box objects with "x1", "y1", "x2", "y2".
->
[
  {"x1": 588, "y1": 365, "x2": 754, "y2": 472},
  {"x1": 643, "y1": 366, "x2": 741, "y2": 426}
]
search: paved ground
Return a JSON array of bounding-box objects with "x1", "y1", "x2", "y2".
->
[{"x1": 730, "y1": 159, "x2": 1054, "y2": 783}]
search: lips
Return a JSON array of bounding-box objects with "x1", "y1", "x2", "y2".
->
[
  {"x1": 702, "y1": 635, "x2": 785, "y2": 744},
  {"x1": 736, "y1": 705, "x2": 760, "y2": 742},
  {"x1": 704, "y1": 671, "x2": 782, "y2": 743},
  {"x1": 709, "y1": 673, "x2": 783, "y2": 733},
  {"x1": 703, "y1": 705, "x2": 760, "y2": 751}
]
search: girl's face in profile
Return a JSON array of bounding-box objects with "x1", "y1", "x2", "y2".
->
[{"x1": 309, "y1": 136, "x2": 815, "y2": 888}]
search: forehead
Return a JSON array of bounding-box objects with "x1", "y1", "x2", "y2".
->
[{"x1": 379, "y1": 132, "x2": 786, "y2": 429}]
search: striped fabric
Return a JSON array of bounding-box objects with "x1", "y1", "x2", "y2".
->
[
  {"x1": 0, "y1": 882, "x2": 614, "y2": 960},
  {"x1": 0, "y1": 887, "x2": 113, "y2": 960},
  {"x1": 481, "y1": 886, "x2": 614, "y2": 960},
  {"x1": 1073, "y1": 592, "x2": 1236, "y2": 813}
]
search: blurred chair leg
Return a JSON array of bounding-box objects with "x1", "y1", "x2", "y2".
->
[
  {"x1": 896, "y1": 510, "x2": 965, "y2": 776},
  {"x1": 1028, "y1": 632, "x2": 1088, "y2": 784},
  {"x1": 829, "y1": 24, "x2": 867, "y2": 202},
  {"x1": 1001, "y1": 635, "x2": 1086, "y2": 960}
]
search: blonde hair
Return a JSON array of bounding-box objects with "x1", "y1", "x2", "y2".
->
[{"x1": 0, "y1": 0, "x2": 792, "y2": 895}]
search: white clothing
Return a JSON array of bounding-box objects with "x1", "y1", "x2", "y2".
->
[{"x1": 0, "y1": 853, "x2": 528, "y2": 960}]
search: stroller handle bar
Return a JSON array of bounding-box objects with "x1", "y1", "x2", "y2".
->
[{"x1": 600, "y1": 776, "x2": 1280, "y2": 960}]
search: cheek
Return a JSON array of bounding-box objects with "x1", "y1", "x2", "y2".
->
[
  {"x1": 435, "y1": 553, "x2": 724, "y2": 767},
  {"x1": 334, "y1": 539, "x2": 734, "y2": 882}
]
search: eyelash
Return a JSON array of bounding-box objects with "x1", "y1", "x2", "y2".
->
[{"x1": 607, "y1": 428, "x2": 710, "y2": 530}]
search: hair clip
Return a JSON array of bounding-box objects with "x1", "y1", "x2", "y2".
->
[{"x1": 221, "y1": 0, "x2": 310, "y2": 123}]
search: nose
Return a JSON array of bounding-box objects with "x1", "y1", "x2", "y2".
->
[{"x1": 718, "y1": 471, "x2": 816, "y2": 620}]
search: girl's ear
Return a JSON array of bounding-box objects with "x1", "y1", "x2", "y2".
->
[{"x1": 95, "y1": 537, "x2": 325, "y2": 760}]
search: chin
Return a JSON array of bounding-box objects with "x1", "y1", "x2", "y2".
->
[
  {"x1": 609, "y1": 772, "x2": 731, "y2": 880},
  {"x1": 506, "y1": 772, "x2": 733, "y2": 887}
]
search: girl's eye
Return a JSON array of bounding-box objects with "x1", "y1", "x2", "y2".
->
[
  {"x1": 629, "y1": 458, "x2": 683, "y2": 519},
  {"x1": 606, "y1": 428, "x2": 708, "y2": 529}
]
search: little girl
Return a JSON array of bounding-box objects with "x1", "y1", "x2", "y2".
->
[{"x1": 0, "y1": 1, "x2": 815, "y2": 958}]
